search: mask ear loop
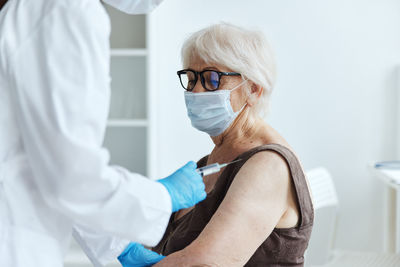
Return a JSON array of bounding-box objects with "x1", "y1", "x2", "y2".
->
[
  {"x1": 231, "y1": 79, "x2": 249, "y2": 114},
  {"x1": 230, "y1": 79, "x2": 248, "y2": 92},
  {"x1": 236, "y1": 102, "x2": 248, "y2": 115},
  {"x1": 224, "y1": 83, "x2": 250, "y2": 140}
]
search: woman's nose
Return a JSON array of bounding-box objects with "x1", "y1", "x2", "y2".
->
[{"x1": 192, "y1": 80, "x2": 207, "y2": 93}]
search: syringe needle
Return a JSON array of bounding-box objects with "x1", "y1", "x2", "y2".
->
[{"x1": 220, "y1": 158, "x2": 242, "y2": 168}]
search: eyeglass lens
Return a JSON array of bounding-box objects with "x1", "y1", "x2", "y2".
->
[
  {"x1": 180, "y1": 70, "x2": 220, "y2": 91},
  {"x1": 203, "y1": 71, "x2": 219, "y2": 90}
]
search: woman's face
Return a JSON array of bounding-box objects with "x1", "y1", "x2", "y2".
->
[{"x1": 188, "y1": 61, "x2": 248, "y2": 113}]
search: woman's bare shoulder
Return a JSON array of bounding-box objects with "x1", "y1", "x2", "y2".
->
[{"x1": 244, "y1": 148, "x2": 290, "y2": 177}]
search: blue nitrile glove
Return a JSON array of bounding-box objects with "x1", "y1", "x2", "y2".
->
[
  {"x1": 158, "y1": 161, "x2": 206, "y2": 212},
  {"x1": 118, "y1": 242, "x2": 165, "y2": 267}
]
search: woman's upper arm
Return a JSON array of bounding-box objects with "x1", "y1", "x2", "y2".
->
[{"x1": 178, "y1": 151, "x2": 292, "y2": 266}]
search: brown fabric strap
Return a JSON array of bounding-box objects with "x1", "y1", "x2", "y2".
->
[{"x1": 0, "y1": 0, "x2": 7, "y2": 11}]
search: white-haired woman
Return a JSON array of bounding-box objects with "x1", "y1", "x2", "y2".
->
[{"x1": 151, "y1": 23, "x2": 314, "y2": 267}]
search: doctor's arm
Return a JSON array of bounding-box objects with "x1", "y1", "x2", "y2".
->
[
  {"x1": 73, "y1": 159, "x2": 204, "y2": 266},
  {"x1": 154, "y1": 151, "x2": 291, "y2": 267},
  {"x1": 8, "y1": 0, "x2": 205, "y2": 248},
  {"x1": 73, "y1": 224, "x2": 166, "y2": 267}
]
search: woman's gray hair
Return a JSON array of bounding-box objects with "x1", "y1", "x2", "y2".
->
[{"x1": 181, "y1": 23, "x2": 277, "y2": 117}]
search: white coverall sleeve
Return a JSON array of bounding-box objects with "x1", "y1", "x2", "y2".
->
[
  {"x1": 73, "y1": 224, "x2": 130, "y2": 267},
  {"x1": 7, "y1": 1, "x2": 171, "y2": 246}
]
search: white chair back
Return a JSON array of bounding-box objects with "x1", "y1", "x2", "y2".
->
[{"x1": 305, "y1": 167, "x2": 339, "y2": 266}]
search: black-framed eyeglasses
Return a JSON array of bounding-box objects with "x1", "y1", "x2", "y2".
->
[{"x1": 177, "y1": 69, "x2": 241, "y2": 91}]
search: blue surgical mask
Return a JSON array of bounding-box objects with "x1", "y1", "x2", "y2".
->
[{"x1": 184, "y1": 81, "x2": 247, "y2": 137}]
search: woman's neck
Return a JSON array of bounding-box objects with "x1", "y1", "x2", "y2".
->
[{"x1": 211, "y1": 108, "x2": 262, "y2": 150}]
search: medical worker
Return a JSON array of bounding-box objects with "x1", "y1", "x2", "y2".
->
[{"x1": 0, "y1": 0, "x2": 206, "y2": 266}]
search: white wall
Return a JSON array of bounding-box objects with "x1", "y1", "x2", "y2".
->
[{"x1": 150, "y1": 0, "x2": 400, "y2": 251}]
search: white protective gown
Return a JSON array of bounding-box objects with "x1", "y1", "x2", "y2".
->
[{"x1": 0, "y1": 0, "x2": 171, "y2": 266}]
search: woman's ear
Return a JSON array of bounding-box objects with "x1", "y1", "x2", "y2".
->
[{"x1": 247, "y1": 82, "x2": 263, "y2": 106}]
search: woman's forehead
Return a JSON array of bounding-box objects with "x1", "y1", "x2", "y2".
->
[{"x1": 187, "y1": 60, "x2": 234, "y2": 73}]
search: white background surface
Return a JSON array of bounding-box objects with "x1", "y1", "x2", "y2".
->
[{"x1": 149, "y1": 0, "x2": 400, "y2": 252}]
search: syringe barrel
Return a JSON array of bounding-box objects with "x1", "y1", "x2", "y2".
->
[{"x1": 196, "y1": 163, "x2": 220, "y2": 177}]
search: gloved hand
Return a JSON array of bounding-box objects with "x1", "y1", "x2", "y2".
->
[
  {"x1": 158, "y1": 161, "x2": 206, "y2": 212},
  {"x1": 118, "y1": 242, "x2": 165, "y2": 267}
]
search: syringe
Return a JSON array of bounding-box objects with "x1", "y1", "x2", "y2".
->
[{"x1": 196, "y1": 159, "x2": 242, "y2": 177}]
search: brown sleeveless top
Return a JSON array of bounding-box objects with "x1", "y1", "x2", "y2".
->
[{"x1": 153, "y1": 144, "x2": 314, "y2": 266}]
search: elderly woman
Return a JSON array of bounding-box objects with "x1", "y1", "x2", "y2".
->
[{"x1": 152, "y1": 23, "x2": 314, "y2": 267}]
